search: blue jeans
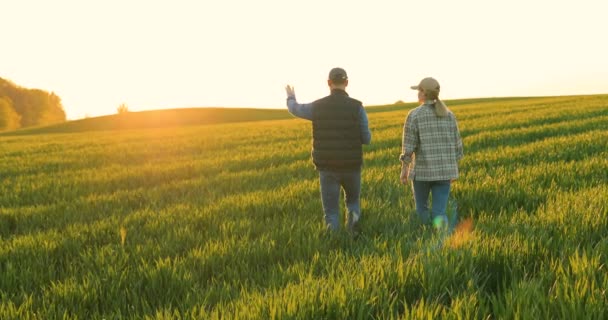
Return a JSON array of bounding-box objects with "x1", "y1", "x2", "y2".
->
[
  {"x1": 319, "y1": 170, "x2": 361, "y2": 231},
  {"x1": 411, "y1": 180, "x2": 451, "y2": 225}
]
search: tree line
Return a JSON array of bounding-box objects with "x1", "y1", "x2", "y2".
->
[{"x1": 0, "y1": 77, "x2": 66, "y2": 131}]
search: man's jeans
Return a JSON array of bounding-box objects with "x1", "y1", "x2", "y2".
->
[
  {"x1": 319, "y1": 170, "x2": 361, "y2": 231},
  {"x1": 412, "y1": 179, "x2": 451, "y2": 225}
]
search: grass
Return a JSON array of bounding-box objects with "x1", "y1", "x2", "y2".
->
[{"x1": 0, "y1": 95, "x2": 607, "y2": 319}]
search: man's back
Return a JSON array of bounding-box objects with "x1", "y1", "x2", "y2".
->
[
  {"x1": 311, "y1": 89, "x2": 363, "y2": 171},
  {"x1": 284, "y1": 67, "x2": 370, "y2": 233}
]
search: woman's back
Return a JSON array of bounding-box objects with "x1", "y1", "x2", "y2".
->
[
  {"x1": 403, "y1": 102, "x2": 463, "y2": 181},
  {"x1": 400, "y1": 77, "x2": 464, "y2": 228}
]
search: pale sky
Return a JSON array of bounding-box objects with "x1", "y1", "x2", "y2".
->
[{"x1": 1, "y1": 0, "x2": 607, "y2": 119}]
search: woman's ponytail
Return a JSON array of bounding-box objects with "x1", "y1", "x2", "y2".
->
[
  {"x1": 434, "y1": 98, "x2": 448, "y2": 117},
  {"x1": 425, "y1": 90, "x2": 448, "y2": 117}
]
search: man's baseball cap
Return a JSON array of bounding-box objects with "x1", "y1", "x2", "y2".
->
[
  {"x1": 411, "y1": 77, "x2": 440, "y2": 91},
  {"x1": 328, "y1": 67, "x2": 348, "y2": 81}
]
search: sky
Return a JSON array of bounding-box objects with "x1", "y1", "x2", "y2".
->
[{"x1": 1, "y1": 0, "x2": 607, "y2": 120}]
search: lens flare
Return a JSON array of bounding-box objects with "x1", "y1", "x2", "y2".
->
[
  {"x1": 433, "y1": 215, "x2": 448, "y2": 230},
  {"x1": 446, "y1": 218, "x2": 475, "y2": 249}
]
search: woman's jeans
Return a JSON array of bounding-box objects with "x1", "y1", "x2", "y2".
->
[{"x1": 412, "y1": 179, "x2": 451, "y2": 225}]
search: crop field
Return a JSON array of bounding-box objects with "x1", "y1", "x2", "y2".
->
[{"x1": 1, "y1": 95, "x2": 607, "y2": 319}]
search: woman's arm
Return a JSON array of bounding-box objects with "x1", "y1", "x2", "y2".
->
[
  {"x1": 400, "y1": 111, "x2": 418, "y2": 165},
  {"x1": 453, "y1": 116, "x2": 464, "y2": 161},
  {"x1": 399, "y1": 111, "x2": 418, "y2": 184}
]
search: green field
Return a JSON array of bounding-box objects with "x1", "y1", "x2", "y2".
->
[{"x1": 1, "y1": 95, "x2": 607, "y2": 319}]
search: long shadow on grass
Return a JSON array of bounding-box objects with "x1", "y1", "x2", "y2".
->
[
  {"x1": 464, "y1": 115, "x2": 608, "y2": 152},
  {"x1": 461, "y1": 106, "x2": 608, "y2": 138},
  {"x1": 0, "y1": 148, "x2": 313, "y2": 208},
  {"x1": 455, "y1": 154, "x2": 607, "y2": 221},
  {"x1": 0, "y1": 162, "x2": 318, "y2": 240},
  {"x1": 465, "y1": 129, "x2": 608, "y2": 169}
]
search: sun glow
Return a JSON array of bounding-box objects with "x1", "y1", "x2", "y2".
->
[{"x1": 1, "y1": 0, "x2": 606, "y2": 120}]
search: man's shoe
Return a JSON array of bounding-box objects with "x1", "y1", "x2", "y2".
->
[{"x1": 347, "y1": 211, "x2": 361, "y2": 236}]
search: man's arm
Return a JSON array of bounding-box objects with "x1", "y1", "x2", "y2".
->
[
  {"x1": 285, "y1": 85, "x2": 313, "y2": 121},
  {"x1": 359, "y1": 105, "x2": 371, "y2": 145}
]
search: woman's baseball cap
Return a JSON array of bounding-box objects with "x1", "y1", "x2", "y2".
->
[{"x1": 411, "y1": 77, "x2": 440, "y2": 91}]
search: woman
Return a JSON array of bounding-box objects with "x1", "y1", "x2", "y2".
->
[{"x1": 399, "y1": 77, "x2": 463, "y2": 229}]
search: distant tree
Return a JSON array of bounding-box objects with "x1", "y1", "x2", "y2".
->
[
  {"x1": 0, "y1": 77, "x2": 66, "y2": 128},
  {"x1": 40, "y1": 92, "x2": 67, "y2": 124},
  {"x1": 395, "y1": 100, "x2": 405, "y2": 105},
  {"x1": 0, "y1": 97, "x2": 21, "y2": 131},
  {"x1": 117, "y1": 103, "x2": 130, "y2": 114}
]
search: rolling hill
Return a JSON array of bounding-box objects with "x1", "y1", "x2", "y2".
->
[{"x1": 2, "y1": 96, "x2": 545, "y2": 136}]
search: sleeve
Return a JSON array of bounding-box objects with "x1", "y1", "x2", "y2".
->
[
  {"x1": 399, "y1": 111, "x2": 418, "y2": 164},
  {"x1": 359, "y1": 105, "x2": 371, "y2": 145},
  {"x1": 286, "y1": 95, "x2": 313, "y2": 121},
  {"x1": 454, "y1": 116, "x2": 464, "y2": 161}
]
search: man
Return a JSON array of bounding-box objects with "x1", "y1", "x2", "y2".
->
[{"x1": 285, "y1": 67, "x2": 371, "y2": 234}]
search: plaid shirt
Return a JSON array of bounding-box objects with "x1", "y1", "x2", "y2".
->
[{"x1": 400, "y1": 103, "x2": 464, "y2": 181}]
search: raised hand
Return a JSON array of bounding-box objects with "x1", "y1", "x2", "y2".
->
[{"x1": 285, "y1": 85, "x2": 295, "y2": 97}]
